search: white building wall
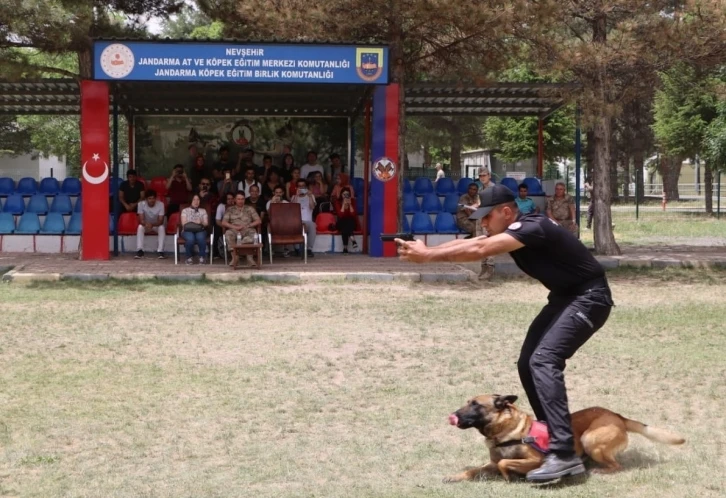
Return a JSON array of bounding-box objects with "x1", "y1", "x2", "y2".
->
[{"x1": 0, "y1": 153, "x2": 67, "y2": 180}]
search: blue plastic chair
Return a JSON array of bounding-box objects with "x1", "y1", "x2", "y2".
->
[
  {"x1": 402, "y1": 215, "x2": 411, "y2": 233},
  {"x1": 403, "y1": 192, "x2": 420, "y2": 214},
  {"x1": 443, "y1": 193, "x2": 460, "y2": 214},
  {"x1": 0, "y1": 177, "x2": 14, "y2": 196},
  {"x1": 456, "y1": 177, "x2": 473, "y2": 195},
  {"x1": 50, "y1": 194, "x2": 73, "y2": 214},
  {"x1": 403, "y1": 179, "x2": 412, "y2": 194},
  {"x1": 411, "y1": 212, "x2": 435, "y2": 234},
  {"x1": 0, "y1": 213, "x2": 15, "y2": 234},
  {"x1": 420, "y1": 193, "x2": 442, "y2": 213},
  {"x1": 15, "y1": 213, "x2": 41, "y2": 234},
  {"x1": 2, "y1": 194, "x2": 25, "y2": 214},
  {"x1": 523, "y1": 177, "x2": 544, "y2": 195},
  {"x1": 16, "y1": 177, "x2": 38, "y2": 196},
  {"x1": 435, "y1": 177, "x2": 456, "y2": 195},
  {"x1": 66, "y1": 212, "x2": 82, "y2": 235},
  {"x1": 413, "y1": 177, "x2": 434, "y2": 196},
  {"x1": 26, "y1": 194, "x2": 50, "y2": 214},
  {"x1": 40, "y1": 212, "x2": 66, "y2": 234},
  {"x1": 501, "y1": 177, "x2": 519, "y2": 194},
  {"x1": 74, "y1": 196, "x2": 82, "y2": 213},
  {"x1": 109, "y1": 177, "x2": 123, "y2": 197},
  {"x1": 39, "y1": 177, "x2": 60, "y2": 196},
  {"x1": 60, "y1": 177, "x2": 82, "y2": 196},
  {"x1": 434, "y1": 212, "x2": 460, "y2": 234}
]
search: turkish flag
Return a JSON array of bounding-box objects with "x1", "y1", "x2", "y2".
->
[{"x1": 80, "y1": 80, "x2": 110, "y2": 260}]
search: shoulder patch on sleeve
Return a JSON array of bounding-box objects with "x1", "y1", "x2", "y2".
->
[{"x1": 508, "y1": 222, "x2": 522, "y2": 231}]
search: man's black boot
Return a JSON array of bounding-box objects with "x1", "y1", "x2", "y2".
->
[{"x1": 526, "y1": 452, "x2": 585, "y2": 482}]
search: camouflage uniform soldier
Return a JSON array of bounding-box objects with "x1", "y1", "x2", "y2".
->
[
  {"x1": 222, "y1": 191, "x2": 262, "y2": 266},
  {"x1": 475, "y1": 167, "x2": 496, "y2": 280}
]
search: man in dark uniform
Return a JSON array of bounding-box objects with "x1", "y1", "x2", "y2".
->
[{"x1": 396, "y1": 184, "x2": 614, "y2": 482}]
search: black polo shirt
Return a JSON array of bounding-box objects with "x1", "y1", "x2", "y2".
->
[
  {"x1": 119, "y1": 180, "x2": 144, "y2": 205},
  {"x1": 505, "y1": 213, "x2": 605, "y2": 295}
]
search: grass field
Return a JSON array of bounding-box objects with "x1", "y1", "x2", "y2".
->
[{"x1": 1, "y1": 272, "x2": 726, "y2": 497}]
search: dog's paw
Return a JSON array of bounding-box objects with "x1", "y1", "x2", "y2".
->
[{"x1": 442, "y1": 474, "x2": 466, "y2": 483}]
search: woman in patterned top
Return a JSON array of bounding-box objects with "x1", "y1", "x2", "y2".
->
[
  {"x1": 546, "y1": 181, "x2": 577, "y2": 236},
  {"x1": 181, "y1": 194, "x2": 210, "y2": 265}
]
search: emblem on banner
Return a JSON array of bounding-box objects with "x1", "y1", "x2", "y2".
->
[
  {"x1": 82, "y1": 153, "x2": 109, "y2": 185},
  {"x1": 372, "y1": 157, "x2": 396, "y2": 182},
  {"x1": 356, "y1": 48, "x2": 384, "y2": 82},
  {"x1": 100, "y1": 44, "x2": 135, "y2": 79},
  {"x1": 230, "y1": 120, "x2": 254, "y2": 147}
]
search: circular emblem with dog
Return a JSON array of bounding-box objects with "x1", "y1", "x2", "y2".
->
[
  {"x1": 100, "y1": 44, "x2": 135, "y2": 79},
  {"x1": 230, "y1": 121, "x2": 254, "y2": 147},
  {"x1": 372, "y1": 157, "x2": 396, "y2": 182},
  {"x1": 508, "y1": 222, "x2": 522, "y2": 231}
]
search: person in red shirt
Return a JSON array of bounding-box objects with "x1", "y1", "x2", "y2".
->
[
  {"x1": 166, "y1": 164, "x2": 192, "y2": 215},
  {"x1": 334, "y1": 186, "x2": 358, "y2": 253}
]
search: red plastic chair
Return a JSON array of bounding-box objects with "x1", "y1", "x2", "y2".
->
[
  {"x1": 150, "y1": 176, "x2": 168, "y2": 198},
  {"x1": 117, "y1": 212, "x2": 138, "y2": 235},
  {"x1": 166, "y1": 212, "x2": 181, "y2": 235},
  {"x1": 316, "y1": 212, "x2": 338, "y2": 234}
]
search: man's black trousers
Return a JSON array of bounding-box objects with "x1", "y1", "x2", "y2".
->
[{"x1": 517, "y1": 286, "x2": 613, "y2": 454}]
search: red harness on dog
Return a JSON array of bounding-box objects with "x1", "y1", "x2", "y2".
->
[{"x1": 495, "y1": 420, "x2": 550, "y2": 454}]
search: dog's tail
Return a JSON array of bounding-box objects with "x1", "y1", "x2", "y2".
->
[{"x1": 623, "y1": 418, "x2": 685, "y2": 445}]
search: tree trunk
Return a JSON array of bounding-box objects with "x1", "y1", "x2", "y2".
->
[
  {"x1": 658, "y1": 156, "x2": 682, "y2": 202},
  {"x1": 609, "y1": 150, "x2": 619, "y2": 202},
  {"x1": 77, "y1": 48, "x2": 93, "y2": 79},
  {"x1": 422, "y1": 143, "x2": 431, "y2": 168},
  {"x1": 705, "y1": 166, "x2": 713, "y2": 214},
  {"x1": 633, "y1": 148, "x2": 645, "y2": 202},
  {"x1": 585, "y1": 130, "x2": 596, "y2": 178},
  {"x1": 592, "y1": 116, "x2": 621, "y2": 255}
]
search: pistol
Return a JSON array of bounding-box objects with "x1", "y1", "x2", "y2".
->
[{"x1": 380, "y1": 233, "x2": 415, "y2": 242}]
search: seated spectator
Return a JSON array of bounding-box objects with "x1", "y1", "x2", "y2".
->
[
  {"x1": 181, "y1": 194, "x2": 210, "y2": 265},
  {"x1": 475, "y1": 167, "x2": 494, "y2": 191},
  {"x1": 214, "y1": 192, "x2": 235, "y2": 258},
  {"x1": 330, "y1": 172, "x2": 354, "y2": 203},
  {"x1": 279, "y1": 152, "x2": 295, "y2": 184},
  {"x1": 118, "y1": 169, "x2": 145, "y2": 214},
  {"x1": 135, "y1": 189, "x2": 166, "y2": 259},
  {"x1": 546, "y1": 181, "x2": 577, "y2": 236},
  {"x1": 266, "y1": 185, "x2": 290, "y2": 257},
  {"x1": 238, "y1": 167, "x2": 262, "y2": 197},
  {"x1": 291, "y1": 178, "x2": 316, "y2": 258},
  {"x1": 191, "y1": 154, "x2": 213, "y2": 192},
  {"x1": 300, "y1": 150, "x2": 324, "y2": 180},
  {"x1": 286, "y1": 167, "x2": 300, "y2": 199},
  {"x1": 196, "y1": 177, "x2": 218, "y2": 210},
  {"x1": 310, "y1": 170, "x2": 329, "y2": 207},
  {"x1": 262, "y1": 169, "x2": 283, "y2": 202},
  {"x1": 247, "y1": 184, "x2": 266, "y2": 218},
  {"x1": 335, "y1": 186, "x2": 358, "y2": 254},
  {"x1": 328, "y1": 153, "x2": 344, "y2": 184},
  {"x1": 516, "y1": 183, "x2": 539, "y2": 215},
  {"x1": 257, "y1": 154, "x2": 277, "y2": 184},
  {"x1": 221, "y1": 191, "x2": 262, "y2": 267},
  {"x1": 456, "y1": 183, "x2": 481, "y2": 237},
  {"x1": 166, "y1": 164, "x2": 192, "y2": 215}
]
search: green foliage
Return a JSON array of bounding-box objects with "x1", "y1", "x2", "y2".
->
[
  {"x1": 0, "y1": 116, "x2": 32, "y2": 155},
  {"x1": 652, "y1": 64, "x2": 719, "y2": 159},
  {"x1": 703, "y1": 101, "x2": 726, "y2": 172}
]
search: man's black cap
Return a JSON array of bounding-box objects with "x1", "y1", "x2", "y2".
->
[{"x1": 469, "y1": 184, "x2": 516, "y2": 220}]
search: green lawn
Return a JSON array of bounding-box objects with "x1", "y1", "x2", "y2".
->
[{"x1": 1, "y1": 275, "x2": 725, "y2": 497}]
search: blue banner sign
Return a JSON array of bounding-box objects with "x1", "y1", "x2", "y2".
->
[{"x1": 93, "y1": 41, "x2": 388, "y2": 84}]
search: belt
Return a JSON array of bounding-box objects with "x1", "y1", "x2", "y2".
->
[{"x1": 566, "y1": 276, "x2": 609, "y2": 295}]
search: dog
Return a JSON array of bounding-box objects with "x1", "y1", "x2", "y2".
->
[{"x1": 444, "y1": 394, "x2": 685, "y2": 482}]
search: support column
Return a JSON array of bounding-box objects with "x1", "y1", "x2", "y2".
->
[
  {"x1": 369, "y1": 84, "x2": 400, "y2": 257},
  {"x1": 537, "y1": 118, "x2": 544, "y2": 178},
  {"x1": 80, "y1": 80, "x2": 110, "y2": 260}
]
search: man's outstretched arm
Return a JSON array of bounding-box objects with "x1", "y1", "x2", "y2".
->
[{"x1": 397, "y1": 233, "x2": 524, "y2": 264}]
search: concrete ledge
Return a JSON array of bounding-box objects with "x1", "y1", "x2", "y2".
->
[
  {"x1": 597, "y1": 257, "x2": 620, "y2": 270},
  {"x1": 651, "y1": 259, "x2": 683, "y2": 269},
  {"x1": 420, "y1": 272, "x2": 470, "y2": 283},
  {"x1": 155, "y1": 273, "x2": 204, "y2": 282},
  {"x1": 62, "y1": 273, "x2": 110, "y2": 281},
  {"x1": 6, "y1": 272, "x2": 62, "y2": 284},
  {"x1": 299, "y1": 272, "x2": 347, "y2": 282},
  {"x1": 392, "y1": 272, "x2": 422, "y2": 282},
  {"x1": 345, "y1": 273, "x2": 394, "y2": 282},
  {"x1": 112, "y1": 273, "x2": 157, "y2": 281},
  {"x1": 205, "y1": 272, "x2": 253, "y2": 282},
  {"x1": 250, "y1": 273, "x2": 301, "y2": 283},
  {"x1": 0, "y1": 265, "x2": 14, "y2": 275},
  {"x1": 618, "y1": 258, "x2": 652, "y2": 268}
]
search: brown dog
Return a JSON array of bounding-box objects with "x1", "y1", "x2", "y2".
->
[{"x1": 444, "y1": 394, "x2": 685, "y2": 482}]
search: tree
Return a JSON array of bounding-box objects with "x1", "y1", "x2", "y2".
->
[
  {"x1": 652, "y1": 64, "x2": 718, "y2": 202},
  {"x1": 0, "y1": 116, "x2": 32, "y2": 155},
  {"x1": 515, "y1": 0, "x2": 726, "y2": 255}
]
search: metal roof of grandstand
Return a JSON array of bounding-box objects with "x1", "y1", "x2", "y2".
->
[{"x1": 0, "y1": 79, "x2": 571, "y2": 119}]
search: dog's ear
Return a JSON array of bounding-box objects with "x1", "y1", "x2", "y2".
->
[{"x1": 494, "y1": 395, "x2": 518, "y2": 410}]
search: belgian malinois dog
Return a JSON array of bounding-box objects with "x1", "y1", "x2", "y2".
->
[{"x1": 445, "y1": 394, "x2": 685, "y2": 482}]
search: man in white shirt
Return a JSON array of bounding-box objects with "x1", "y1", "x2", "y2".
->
[
  {"x1": 214, "y1": 192, "x2": 235, "y2": 258},
  {"x1": 238, "y1": 167, "x2": 262, "y2": 197},
  {"x1": 291, "y1": 178, "x2": 316, "y2": 257},
  {"x1": 135, "y1": 189, "x2": 166, "y2": 259},
  {"x1": 434, "y1": 162, "x2": 445, "y2": 183},
  {"x1": 300, "y1": 150, "x2": 324, "y2": 181}
]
